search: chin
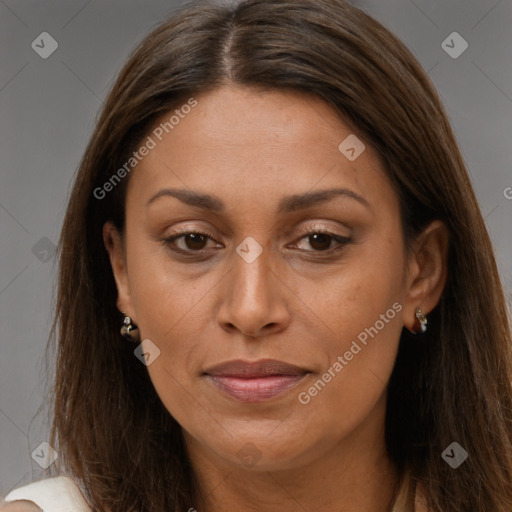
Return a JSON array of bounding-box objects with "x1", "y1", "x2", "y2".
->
[{"x1": 207, "y1": 428, "x2": 324, "y2": 472}]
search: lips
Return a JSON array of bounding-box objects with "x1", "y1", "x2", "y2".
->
[
  {"x1": 203, "y1": 359, "x2": 310, "y2": 403},
  {"x1": 204, "y1": 359, "x2": 309, "y2": 378}
]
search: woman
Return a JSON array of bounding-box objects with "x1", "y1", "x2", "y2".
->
[{"x1": 2, "y1": 0, "x2": 512, "y2": 510}]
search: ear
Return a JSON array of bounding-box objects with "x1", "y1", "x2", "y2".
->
[
  {"x1": 403, "y1": 220, "x2": 449, "y2": 331},
  {"x1": 103, "y1": 221, "x2": 136, "y2": 320}
]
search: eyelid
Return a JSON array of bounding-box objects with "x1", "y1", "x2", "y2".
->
[
  {"x1": 166, "y1": 226, "x2": 218, "y2": 240},
  {"x1": 294, "y1": 221, "x2": 351, "y2": 237}
]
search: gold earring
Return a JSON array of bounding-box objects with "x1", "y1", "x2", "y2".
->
[
  {"x1": 120, "y1": 314, "x2": 140, "y2": 342},
  {"x1": 415, "y1": 307, "x2": 428, "y2": 333},
  {"x1": 405, "y1": 307, "x2": 428, "y2": 335},
  {"x1": 414, "y1": 308, "x2": 428, "y2": 334}
]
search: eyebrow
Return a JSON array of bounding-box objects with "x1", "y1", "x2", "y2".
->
[
  {"x1": 147, "y1": 188, "x2": 224, "y2": 211},
  {"x1": 146, "y1": 187, "x2": 370, "y2": 213},
  {"x1": 276, "y1": 188, "x2": 369, "y2": 213}
]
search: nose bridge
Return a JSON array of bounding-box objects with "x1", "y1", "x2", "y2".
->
[
  {"x1": 233, "y1": 245, "x2": 272, "y2": 302},
  {"x1": 217, "y1": 241, "x2": 290, "y2": 336}
]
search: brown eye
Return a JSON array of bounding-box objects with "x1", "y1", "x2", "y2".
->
[
  {"x1": 183, "y1": 233, "x2": 208, "y2": 250},
  {"x1": 163, "y1": 231, "x2": 221, "y2": 254},
  {"x1": 294, "y1": 231, "x2": 350, "y2": 252},
  {"x1": 308, "y1": 233, "x2": 333, "y2": 251}
]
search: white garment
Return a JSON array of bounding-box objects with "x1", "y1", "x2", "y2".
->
[{"x1": 2, "y1": 476, "x2": 92, "y2": 511}]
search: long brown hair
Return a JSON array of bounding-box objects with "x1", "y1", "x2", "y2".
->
[{"x1": 47, "y1": 0, "x2": 512, "y2": 510}]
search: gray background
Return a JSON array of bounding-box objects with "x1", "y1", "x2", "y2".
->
[{"x1": 1, "y1": 0, "x2": 511, "y2": 496}]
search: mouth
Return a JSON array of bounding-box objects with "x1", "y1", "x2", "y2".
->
[{"x1": 203, "y1": 359, "x2": 311, "y2": 403}]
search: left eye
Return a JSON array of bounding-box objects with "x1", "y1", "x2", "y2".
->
[{"x1": 292, "y1": 232, "x2": 351, "y2": 252}]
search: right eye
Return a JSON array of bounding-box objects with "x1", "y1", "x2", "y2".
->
[{"x1": 163, "y1": 231, "x2": 223, "y2": 255}]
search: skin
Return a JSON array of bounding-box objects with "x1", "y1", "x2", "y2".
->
[{"x1": 104, "y1": 85, "x2": 447, "y2": 512}]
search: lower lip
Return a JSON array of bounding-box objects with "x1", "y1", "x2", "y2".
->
[{"x1": 205, "y1": 374, "x2": 308, "y2": 403}]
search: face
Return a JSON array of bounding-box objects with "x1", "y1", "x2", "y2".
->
[{"x1": 104, "y1": 85, "x2": 435, "y2": 473}]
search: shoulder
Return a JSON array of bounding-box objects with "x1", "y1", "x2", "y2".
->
[
  {"x1": 0, "y1": 501, "x2": 42, "y2": 512},
  {"x1": 1, "y1": 476, "x2": 91, "y2": 512}
]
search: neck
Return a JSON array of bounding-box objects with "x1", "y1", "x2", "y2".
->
[{"x1": 186, "y1": 395, "x2": 398, "y2": 512}]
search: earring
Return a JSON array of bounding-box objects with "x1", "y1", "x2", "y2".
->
[
  {"x1": 405, "y1": 307, "x2": 428, "y2": 335},
  {"x1": 120, "y1": 314, "x2": 140, "y2": 342},
  {"x1": 411, "y1": 307, "x2": 428, "y2": 334}
]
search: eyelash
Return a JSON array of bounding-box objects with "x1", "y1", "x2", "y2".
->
[{"x1": 161, "y1": 229, "x2": 351, "y2": 258}]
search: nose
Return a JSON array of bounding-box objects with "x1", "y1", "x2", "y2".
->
[{"x1": 216, "y1": 248, "x2": 291, "y2": 338}]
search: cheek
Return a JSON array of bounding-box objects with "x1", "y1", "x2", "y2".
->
[
  {"x1": 296, "y1": 236, "x2": 404, "y2": 416},
  {"x1": 127, "y1": 255, "x2": 211, "y2": 425},
  {"x1": 295, "y1": 288, "x2": 403, "y2": 443},
  {"x1": 126, "y1": 233, "x2": 207, "y2": 333},
  {"x1": 307, "y1": 235, "x2": 405, "y2": 343},
  {"x1": 123, "y1": 239, "x2": 210, "y2": 378}
]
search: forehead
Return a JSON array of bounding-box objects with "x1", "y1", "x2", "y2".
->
[{"x1": 126, "y1": 85, "x2": 396, "y2": 218}]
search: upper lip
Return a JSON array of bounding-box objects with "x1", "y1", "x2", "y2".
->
[{"x1": 203, "y1": 359, "x2": 310, "y2": 378}]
